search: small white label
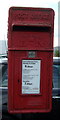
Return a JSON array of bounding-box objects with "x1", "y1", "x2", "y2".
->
[{"x1": 22, "y1": 60, "x2": 41, "y2": 94}]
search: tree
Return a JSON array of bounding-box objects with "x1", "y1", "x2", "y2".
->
[{"x1": 55, "y1": 49, "x2": 60, "y2": 57}]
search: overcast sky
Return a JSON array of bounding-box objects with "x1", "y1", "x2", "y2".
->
[{"x1": 0, "y1": 0, "x2": 59, "y2": 47}]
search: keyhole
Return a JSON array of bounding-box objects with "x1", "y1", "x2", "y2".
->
[{"x1": 18, "y1": 79, "x2": 20, "y2": 83}]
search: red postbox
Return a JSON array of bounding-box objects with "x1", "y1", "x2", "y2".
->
[{"x1": 8, "y1": 7, "x2": 54, "y2": 113}]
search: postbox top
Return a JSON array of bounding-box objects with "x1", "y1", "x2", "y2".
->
[
  {"x1": 8, "y1": 7, "x2": 55, "y2": 51},
  {"x1": 9, "y1": 7, "x2": 54, "y2": 27}
]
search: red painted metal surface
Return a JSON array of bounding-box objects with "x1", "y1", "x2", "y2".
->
[{"x1": 8, "y1": 7, "x2": 54, "y2": 113}]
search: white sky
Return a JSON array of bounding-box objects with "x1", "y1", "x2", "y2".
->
[{"x1": 0, "y1": 0, "x2": 59, "y2": 47}]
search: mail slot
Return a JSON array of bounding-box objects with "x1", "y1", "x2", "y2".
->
[{"x1": 8, "y1": 7, "x2": 54, "y2": 113}]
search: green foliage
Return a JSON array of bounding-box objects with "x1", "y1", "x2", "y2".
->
[{"x1": 55, "y1": 49, "x2": 60, "y2": 57}]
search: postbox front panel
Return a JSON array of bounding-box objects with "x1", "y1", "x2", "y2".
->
[
  {"x1": 8, "y1": 7, "x2": 54, "y2": 113},
  {"x1": 12, "y1": 26, "x2": 51, "y2": 50}
]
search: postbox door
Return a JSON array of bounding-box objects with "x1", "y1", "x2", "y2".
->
[{"x1": 12, "y1": 51, "x2": 52, "y2": 111}]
